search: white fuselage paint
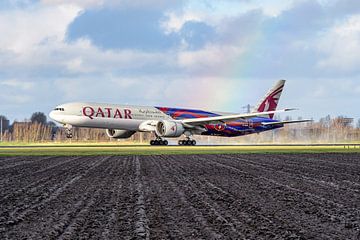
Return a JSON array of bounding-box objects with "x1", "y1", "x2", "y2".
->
[{"x1": 49, "y1": 102, "x2": 173, "y2": 131}]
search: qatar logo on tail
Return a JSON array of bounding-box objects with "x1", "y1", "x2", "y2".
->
[{"x1": 254, "y1": 80, "x2": 285, "y2": 119}]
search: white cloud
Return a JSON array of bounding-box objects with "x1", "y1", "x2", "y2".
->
[
  {"x1": 317, "y1": 15, "x2": 360, "y2": 71},
  {"x1": 0, "y1": 93, "x2": 32, "y2": 104},
  {"x1": 52, "y1": 74, "x2": 236, "y2": 112},
  {"x1": 0, "y1": 4, "x2": 81, "y2": 53},
  {"x1": 177, "y1": 44, "x2": 244, "y2": 74},
  {"x1": 161, "y1": 0, "x2": 294, "y2": 34},
  {"x1": 161, "y1": 11, "x2": 202, "y2": 34},
  {"x1": 41, "y1": 0, "x2": 104, "y2": 8},
  {"x1": 1, "y1": 0, "x2": 360, "y2": 121},
  {"x1": 0, "y1": 79, "x2": 34, "y2": 90},
  {"x1": 41, "y1": 0, "x2": 182, "y2": 10}
]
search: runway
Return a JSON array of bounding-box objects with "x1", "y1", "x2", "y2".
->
[
  {"x1": 1, "y1": 143, "x2": 360, "y2": 148},
  {"x1": 0, "y1": 143, "x2": 360, "y2": 156}
]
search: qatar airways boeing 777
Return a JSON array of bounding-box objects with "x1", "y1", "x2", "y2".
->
[{"x1": 49, "y1": 80, "x2": 310, "y2": 145}]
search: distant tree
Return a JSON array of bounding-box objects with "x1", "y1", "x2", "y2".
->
[
  {"x1": 335, "y1": 116, "x2": 353, "y2": 128},
  {"x1": 319, "y1": 115, "x2": 331, "y2": 128},
  {"x1": 357, "y1": 119, "x2": 360, "y2": 129},
  {"x1": 0, "y1": 115, "x2": 10, "y2": 132},
  {"x1": 0, "y1": 115, "x2": 8, "y2": 124},
  {"x1": 47, "y1": 121, "x2": 56, "y2": 127},
  {"x1": 30, "y1": 112, "x2": 47, "y2": 125},
  {"x1": 47, "y1": 121, "x2": 58, "y2": 140}
]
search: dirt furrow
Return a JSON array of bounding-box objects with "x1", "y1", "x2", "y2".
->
[
  {"x1": 0, "y1": 156, "x2": 94, "y2": 216},
  {"x1": 54, "y1": 158, "x2": 118, "y2": 240},
  {"x1": 222, "y1": 154, "x2": 360, "y2": 199},
  {"x1": 196, "y1": 154, "x2": 359, "y2": 239},
  {"x1": 156, "y1": 155, "x2": 239, "y2": 239},
  {"x1": 100, "y1": 156, "x2": 133, "y2": 240},
  {"x1": 0, "y1": 153, "x2": 358, "y2": 239},
  {"x1": 0, "y1": 156, "x2": 85, "y2": 202},
  {"x1": 0, "y1": 156, "x2": 54, "y2": 170},
  {"x1": 1, "y1": 156, "x2": 111, "y2": 238},
  {"x1": 142, "y1": 155, "x2": 207, "y2": 239},
  {"x1": 133, "y1": 156, "x2": 150, "y2": 240},
  {"x1": 165, "y1": 155, "x2": 292, "y2": 239}
]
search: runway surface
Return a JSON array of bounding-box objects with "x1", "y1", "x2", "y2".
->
[
  {"x1": 1, "y1": 143, "x2": 360, "y2": 148},
  {"x1": 0, "y1": 153, "x2": 359, "y2": 239},
  {"x1": 1, "y1": 144, "x2": 360, "y2": 156}
]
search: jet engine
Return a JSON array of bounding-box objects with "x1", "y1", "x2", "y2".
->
[
  {"x1": 106, "y1": 129, "x2": 136, "y2": 139},
  {"x1": 155, "y1": 120, "x2": 185, "y2": 137}
]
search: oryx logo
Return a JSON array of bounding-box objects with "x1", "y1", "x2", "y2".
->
[
  {"x1": 214, "y1": 124, "x2": 226, "y2": 131},
  {"x1": 259, "y1": 86, "x2": 283, "y2": 112},
  {"x1": 171, "y1": 126, "x2": 176, "y2": 131}
]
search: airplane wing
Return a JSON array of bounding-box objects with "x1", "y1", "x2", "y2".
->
[
  {"x1": 181, "y1": 108, "x2": 297, "y2": 126},
  {"x1": 261, "y1": 119, "x2": 313, "y2": 126}
]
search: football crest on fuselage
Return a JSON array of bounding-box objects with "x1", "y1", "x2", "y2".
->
[{"x1": 214, "y1": 124, "x2": 226, "y2": 131}]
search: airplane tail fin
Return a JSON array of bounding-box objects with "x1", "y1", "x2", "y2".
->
[{"x1": 252, "y1": 80, "x2": 286, "y2": 119}]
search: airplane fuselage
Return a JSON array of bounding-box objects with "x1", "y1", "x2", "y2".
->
[{"x1": 50, "y1": 102, "x2": 283, "y2": 138}]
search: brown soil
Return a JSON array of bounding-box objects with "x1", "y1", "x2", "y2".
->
[{"x1": 0, "y1": 153, "x2": 359, "y2": 239}]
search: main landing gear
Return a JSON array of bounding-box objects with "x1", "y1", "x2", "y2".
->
[
  {"x1": 150, "y1": 138, "x2": 168, "y2": 146},
  {"x1": 64, "y1": 124, "x2": 73, "y2": 139},
  {"x1": 178, "y1": 139, "x2": 196, "y2": 146}
]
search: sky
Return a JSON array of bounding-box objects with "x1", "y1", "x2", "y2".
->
[{"x1": 0, "y1": 0, "x2": 360, "y2": 122}]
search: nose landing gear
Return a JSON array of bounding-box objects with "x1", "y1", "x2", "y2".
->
[{"x1": 64, "y1": 124, "x2": 73, "y2": 139}]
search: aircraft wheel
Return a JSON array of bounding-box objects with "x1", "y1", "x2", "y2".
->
[
  {"x1": 191, "y1": 140, "x2": 196, "y2": 146},
  {"x1": 150, "y1": 140, "x2": 155, "y2": 145},
  {"x1": 163, "y1": 140, "x2": 168, "y2": 145}
]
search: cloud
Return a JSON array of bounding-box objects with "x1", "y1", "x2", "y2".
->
[
  {"x1": 66, "y1": 5, "x2": 216, "y2": 51},
  {"x1": 179, "y1": 21, "x2": 216, "y2": 50},
  {"x1": 0, "y1": 3, "x2": 81, "y2": 53},
  {"x1": 177, "y1": 44, "x2": 244, "y2": 75},
  {"x1": 66, "y1": 7, "x2": 179, "y2": 51},
  {"x1": 52, "y1": 75, "x2": 235, "y2": 112},
  {"x1": 161, "y1": 11, "x2": 203, "y2": 34},
  {"x1": 41, "y1": 0, "x2": 185, "y2": 12},
  {"x1": 1, "y1": 0, "x2": 360, "y2": 121},
  {"x1": 317, "y1": 15, "x2": 360, "y2": 73},
  {"x1": 41, "y1": 0, "x2": 104, "y2": 9},
  {"x1": 0, "y1": 79, "x2": 34, "y2": 90}
]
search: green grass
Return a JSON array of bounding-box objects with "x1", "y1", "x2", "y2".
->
[{"x1": 0, "y1": 145, "x2": 360, "y2": 156}]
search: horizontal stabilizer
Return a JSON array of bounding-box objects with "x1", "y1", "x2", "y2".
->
[{"x1": 261, "y1": 119, "x2": 313, "y2": 126}]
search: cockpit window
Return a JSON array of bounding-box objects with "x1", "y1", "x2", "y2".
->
[{"x1": 54, "y1": 108, "x2": 65, "y2": 111}]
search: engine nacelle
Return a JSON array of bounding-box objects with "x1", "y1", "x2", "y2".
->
[
  {"x1": 155, "y1": 120, "x2": 185, "y2": 138},
  {"x1": 106, "y1": 129, "x2": 136, "y2": 139}
]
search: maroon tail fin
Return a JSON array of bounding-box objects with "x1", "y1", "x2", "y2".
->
[{"x1": 252, "y1": 80, "x2": 285, "y2": 119}]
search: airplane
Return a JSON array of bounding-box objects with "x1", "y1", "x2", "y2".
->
[{"x1": 49, "y1": 80, "x2": 311, "y2": 146}]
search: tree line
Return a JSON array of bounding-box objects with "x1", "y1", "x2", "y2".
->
[{"x1": 0, "y1": 112, "x2": 359, "y2": 143}]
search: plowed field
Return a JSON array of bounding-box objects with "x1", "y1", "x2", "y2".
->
[{"x1": 0, "y1": 154, "x2": 359, "y2": 239}]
